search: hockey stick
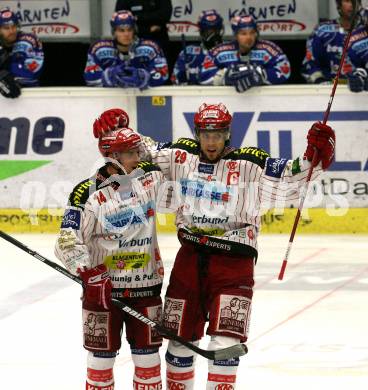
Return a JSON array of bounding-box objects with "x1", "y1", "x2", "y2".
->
[
  {"x1": 278, "y1": 0, "x2": 360, "y2": 280},
  {"x1": 181, "y1": 33, "x2": 192, "y2": 85},
  {"x1": 0, "y1": 230, "x2": 247, "y2": 360}
]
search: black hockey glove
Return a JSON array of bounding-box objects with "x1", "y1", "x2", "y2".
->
[
  {"x1": 225, "y1": 63, "x2": 265, "y2": 93},
  {"x1": 0, "y1": 70, "x2": 21, "y2": 98},
  {"x1": 347, "y1": 68, "x2": 368, "y2": 93}
]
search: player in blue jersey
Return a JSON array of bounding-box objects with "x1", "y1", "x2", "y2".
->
[
  {"x1": 199, "y1": 15, "x2": 291, "y2": 92},
  {"x1": 171, "y1": 9, "x2": 224, "y2": 85},
  {"x1": 0, "y1": 7, "x2": 43, "y2": 98},
  {"x1": 346, "y1": 7, "x2": 368, "y2": 92},
  {"x1": 301, "y1": 0, "x2": 365, "y2": 85},
  {"x1": 84, "y1": 10, "x2": 168, "y2": 89}
]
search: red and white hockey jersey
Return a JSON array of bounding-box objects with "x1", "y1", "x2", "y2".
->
[
  {"x1": 151, "y1": 138, "x2": 322, "y2": 259},
  {"x1": 55, "y1": 162, "x2": 165, "y2": 294}
]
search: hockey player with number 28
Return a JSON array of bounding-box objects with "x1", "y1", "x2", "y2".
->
[
  {"x1": 94, "y1": 103, "x2": 336, "y2": 389},
  {"x1": 55, "y1": 109, "x2": 166, "y2": 390}
]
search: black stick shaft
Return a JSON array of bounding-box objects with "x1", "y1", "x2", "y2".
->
[
  {"x1": 0, "y1": 230, "x2": 247, "y2": 360},
  {"x1": 181, "y1": 33, "x2": 192, "y2": 85}
]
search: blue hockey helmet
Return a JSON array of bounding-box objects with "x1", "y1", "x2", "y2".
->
[
  {"x1": 0, "y1": 8, "x2": 19, "y2": 27},
  {"x1": 110, "y1": 10, "x2": 136, "y2": 31},
  {"x1": 231, "y1": 15, "x2": 257, "y2": 34},
  {"x1": 198, "y1": 9, "x2": 224, "y2": 32},
  {"x1": 198, "y1": 10, "x2": 224, "y2": 50}
]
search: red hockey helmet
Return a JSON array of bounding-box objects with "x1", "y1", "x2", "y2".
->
[
  {"x1": 93, "y1": 108, "x2": 130, "y2": 139},
  {"x1": 98, "y1": 128, "x2": 142, "y2": 157},
  {"x1": 194, "y1": 103, "x2": 232, "y2": 141}
]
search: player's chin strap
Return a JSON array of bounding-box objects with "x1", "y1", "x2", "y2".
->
[
  {"x1": 0, "y1": 230, "x2": 247, "y2": 361},
  {"x1": 104, "y1": 155, "x2": 128, "y2": 175},
  {"x1": 100, "y1": 158, "x2": 147, "y2": 200}
]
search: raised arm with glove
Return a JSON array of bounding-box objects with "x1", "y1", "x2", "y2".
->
[
  {"x1": 304, "y1": 122, "x2": 335, "y2": 170},
  {"x1": 93, "y1": 108, "x2": 130, "y2": 137}
]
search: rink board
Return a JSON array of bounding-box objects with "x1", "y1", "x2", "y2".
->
[
  {"x1": 1, "y1": 86, "x2": 367, "y2": 210},
  {"x1": 0, "y1": 208, "x2": 367, "y2": 234},
  {"x1": 1, "y1": 86, "x2": 367, "y2": 237}
]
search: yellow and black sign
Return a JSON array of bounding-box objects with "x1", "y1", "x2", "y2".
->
[
  {"x1": 0, "y1": 209, "x2": 367, "y2": 234},
  {"x1": 152, "y1": 96, "x2": 166, "y2": 106}
]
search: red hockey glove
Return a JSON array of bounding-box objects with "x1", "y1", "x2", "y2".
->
[
  {"x1": 78, "y1": 264, "x2": 112, "y2": 310},
  {"x1": 304, "y1": 122, "x2": 335, "y2": 170},
  {"x1": 93, "y1": 108, "x2": 129, "y2": 138}
]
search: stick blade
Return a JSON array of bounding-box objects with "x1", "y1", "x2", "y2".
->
[{"x1": 212, "y1": 344, "x2": 248, "y2": 360}]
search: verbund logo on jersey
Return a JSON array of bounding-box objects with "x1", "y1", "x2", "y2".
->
[{"x1": 0, "y1": 116, "x2": 65, "y2": 180}]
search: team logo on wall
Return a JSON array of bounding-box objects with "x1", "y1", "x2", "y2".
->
[
  {"x1": 163, "y1": 298, "x2": 186, "y2": 335},
  {"x1": 83, "y1": 310, "x2": 111, "y2": 350},
  {"x1": 216, "y1": 295, "x2": 251, "y2": 337}
]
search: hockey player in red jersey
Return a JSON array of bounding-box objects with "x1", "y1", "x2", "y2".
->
[
  {"x1": 93, "y1": 103, "x2": 335, "y2": 389},
  {"x1": 55, "y1": 109, "x2": 166, "y2": 390}
]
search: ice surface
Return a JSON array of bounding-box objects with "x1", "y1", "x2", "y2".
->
[{"x1": 1, "y1": 233, "x2": 367, "y2": 389}]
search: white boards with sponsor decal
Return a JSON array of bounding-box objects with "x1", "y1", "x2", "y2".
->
[
  {"x1": 0, "y1": 0, "x2": 91, "y2": 38},
  {"x1": 0, "y1": 86, "x2": 366, "y2": 209},
  {"x1": 1, "y1": 0, "x2": 319, "y2": 40},
  {"x1": 102, "y1": 0, "x2": 319, "y2": 39}
]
